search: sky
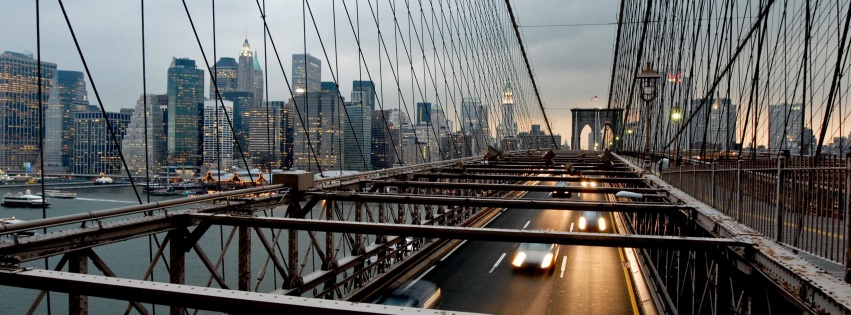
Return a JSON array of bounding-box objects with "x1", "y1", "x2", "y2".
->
[{"x1": 1, "y1": 0, "x2": 620, "y2": 148}]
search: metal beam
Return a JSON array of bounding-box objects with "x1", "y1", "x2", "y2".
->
[
  {"x1": 303, "y1": 192, "x2": 681, "y2": 213},
  {"x1": 432, "y1": 168, "x2": 636, "y2": 176},
  {"x1": 368, "y1": 180, "x2": 663, "y2": 194},
  {"x1": 411, "y1": 173, "x2": 647, "y2": 182},
  {"x1": 0, "y1": 268, "x2": 483, "y2": 315},
  {"x1": 0, "y1": 216, "x2": 187, "y2": 262},
  {"x1": 189, "y1": 215, "x2": 745, "y2": 250}
]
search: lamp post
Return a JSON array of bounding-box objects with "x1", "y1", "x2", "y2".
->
[
  {"x1": 637, "y1": 62, "x2": 661, "y2": 174},
  {"x1": 671, "y1": 103, "x2": 682, "y2": 153}
]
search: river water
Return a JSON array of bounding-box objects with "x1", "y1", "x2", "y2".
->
[{"x1": 0, "y1": 184, "x2": 292, "y2": 314}]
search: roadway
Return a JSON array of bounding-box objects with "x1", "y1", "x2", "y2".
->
[{"x1": 418, "y1": 184, "x2": 637, "y2": 314}]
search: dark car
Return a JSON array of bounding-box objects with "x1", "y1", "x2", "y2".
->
[
  {"x1": 551, "y1": 181, "x2": 571, "y2": 198},
  {"x1": 375, "y1": 280, "x2": 441, "y2": 309},
  {"x1": 511, "y1": 242, "x2": 559, "y2": 274}
]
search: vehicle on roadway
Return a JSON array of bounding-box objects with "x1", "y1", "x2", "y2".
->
[
  {"x1": 511, "y1": 242, "x2": 559, "y2": 274},
  {"x1": 374, "y1": 280, "x2": 441, "y2": 309},
  {"x1": 578, "y1": 210, "x2": 607, "y2": 232},
  {"x1": 550, "y1": 181, "x2": 571, "y2": 198}
]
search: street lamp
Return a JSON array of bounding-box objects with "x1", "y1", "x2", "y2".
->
[
  {"x1": 636, "y1": 62, "x2": 661, "y2": 174},
  {"x1": 671, "y1": 104, "x2": 682, "y2": 160}
]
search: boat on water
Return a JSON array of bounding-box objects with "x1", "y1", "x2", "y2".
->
[
  {"x1": 0, "y1": 217, "x2": 37, "y2": 237},
  {"x1": 37, "y1": 189, "x2": 78, "y2": 199},
  {"x1": 2, "y1": 190, "x2": 50, "y2": 208},
  {"x1": 94, "y1": 177, "x2": 114, "y2": 185}
]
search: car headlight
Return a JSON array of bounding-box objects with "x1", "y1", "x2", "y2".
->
[
  {"x1": 540, "y1": 253, "x2": 554, "y2": 269},
  {"x1": 512, "y1": 252, "x2": 526, "y2": 267},
  {"x1": 578, "y1": 217, "x2": 587, "y2": 230},
  {"x1": 580, "y1": 181, "x2": 587, "y2": 187},
  {"x1": 590, "y1": 182, "x2": 597, "y2": 187},
  {"x1": 598, "y1": 218, "x2": 606, "y2": 231}
]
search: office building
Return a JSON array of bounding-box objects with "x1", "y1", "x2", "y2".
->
[
  {"x1": 122, "y1": 94, "x2": 167, "y2": 175},
  {"x1": 292, "y1": 54, "x2": 321, "y2": 94},
  {"x1": 290, "y1": 86, "x2": 342, "y2": 172},
  {"x1": 416, "y1": 102, "x2": 431, "y2": 126},
  {"x1": 0, "y1": 51, "x2": 56, "y2": 172},
  {"x1": 352, "y1": 80, "x2": 376, "y2": 110},
  {"x1": 769, "y1": 103, "x2": 806, "y2": 155},
  {"x1": 688, "y1": 97, "x2": 737, "y2": 152},
  {"x1": 202, "y1": 100, "x2": 235, "y2": 171},
  {"x1": 246, "y1": 102, "x2": 283, "y2": 170},
  {"x1": 72, "y1": 110, "x2": 132, "y2": 175},
  {"x1": 166, "y1": 58, "x2": 205, "y2": 168},
  {"x1": 343, "y1": 84, "x2": 372, "y2": 171},
  {"x1": 210, "y1": 57, "x2": 238, "y2": 99}
]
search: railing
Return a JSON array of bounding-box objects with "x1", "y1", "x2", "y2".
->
[{"x1": 646, "y1": 154, "x2": 850, "y2": 265}]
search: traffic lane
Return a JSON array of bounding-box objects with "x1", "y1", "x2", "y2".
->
[
  {"x1": 552, "y1": 185, "x2": 635, "y2": 314},
  {"x1": 422, "y1": 190, "x2": 572, "y2": 313},
  {"x1": 421, "y1": 185, "x2": 636, "y2": 314}
]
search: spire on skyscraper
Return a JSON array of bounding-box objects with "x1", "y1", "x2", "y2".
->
[{"x1": 240, "y1": 39, "x2": 252, "y2": 58}]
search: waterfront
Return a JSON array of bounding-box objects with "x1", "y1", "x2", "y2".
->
[{"x1": 0, "y1": 185, "x2": 289, "y2": 314}]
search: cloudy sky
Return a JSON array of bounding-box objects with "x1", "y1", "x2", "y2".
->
[{"x1": 2, "y1": 0, "x2": 620, "y2": 147}]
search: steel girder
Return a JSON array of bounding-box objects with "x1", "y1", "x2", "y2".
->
[
  {"x1": 367, "y1": 180, "x2": 663, "y2": 194},
  {"x1": 433, "y1": 167, "x2": 636, "y2": 176},
  {"x1": 411, "y1": 173, "x2": 648, "y2": 183},
  {"x1": 0, "y1": 215, "x2": 189, "y2": 262},
  {"x1": 303, "y1": 191, "x2": 681, "y2": 213},
  {"x1": 187, "y1": 215, "x2": 745, "y2": 250},
  {"x1": 0, "y1": 268, "x2": 482, "y2": 315}
]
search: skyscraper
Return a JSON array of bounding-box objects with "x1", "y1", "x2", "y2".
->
[
  {"x1": 290, "y1": 86, "x2": 341, "y2": 172},
  {"x1": 688, "y1": 97, "x2": 737, "y2": 152},
  {"x1": 246, "y1": 102, "x2": 282, "y2": 170},
  {"x1": 499, "y1": 80, "x2": 517, "y2": 140},
  {"x1": 416, "y1": 102, "x2": 432, "y2": 126},
  {"x1": 166, "y1": 58, "x2": 205, "y2": 168},
  {"x1": 352, "y1": 80, "x2": 376, "y2": 110},
  {"x1": 0, "y1": 51, "x2": 57, "y2": 172},
  {"x1": 221, "y1": 91, "x2": 255, "y2": 165},
  {"x1": 252, "y1": 54, "x2": 264, "y2": 107},
  {"x1": 122, "y1": 94, "x2": 167, "y2": 175},
  {"x1": 202, "y1": 99, "x2": 235, "y2": 170},
  {"x1": 237, "y1": 39, "x2": 255, "y2": 99},
  {"x1": 210, "y1": 57, "x2": 238, "y2": 100},
  {"x1": 73, "y1": 110, "x2": 132, "y2": 175},
  {"x1": 55, "y1": 70, "x2": 90, "y2": 170},
  {"x1": 769, "y1": 103, "x2": 804, "y2": 155},
  {"x1": 343, "y1": 97, "x2": 371, "y2": 171},
  {"x1": 292, "y1": 54, "x2": 321, "y2": 94},
  {"x1": 371, "y1": 109, "x2": 399, "y2": 169},
  {"x1": 461, "y1": 97, "x2": 490, "y2": 154}
]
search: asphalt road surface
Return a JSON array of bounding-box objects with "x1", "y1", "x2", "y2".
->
[{"x1": 419, "y1": 185, "x2": 637, "y2": 314}]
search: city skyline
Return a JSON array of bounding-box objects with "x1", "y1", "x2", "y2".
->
[{"x1": 0, "y1": 1, "x2": 618, "y2": 143}]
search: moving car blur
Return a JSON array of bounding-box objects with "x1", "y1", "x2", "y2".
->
[
  {"x1": 511, "y1": 242, "x2": 559, "y2": 274},
  {"x1": 374, "y1": 280, "x2": 441, "y2": 309},
  {"x1": 550, "y1": 181, "x2": 571, "y2": 197},
  {"x1": 578, "y1": 210, "x2": 606, "y2": 232}
]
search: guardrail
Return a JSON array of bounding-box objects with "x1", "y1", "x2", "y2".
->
[{"x1": 623, "y1": 152, "x2": 849, "y2": 265}]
